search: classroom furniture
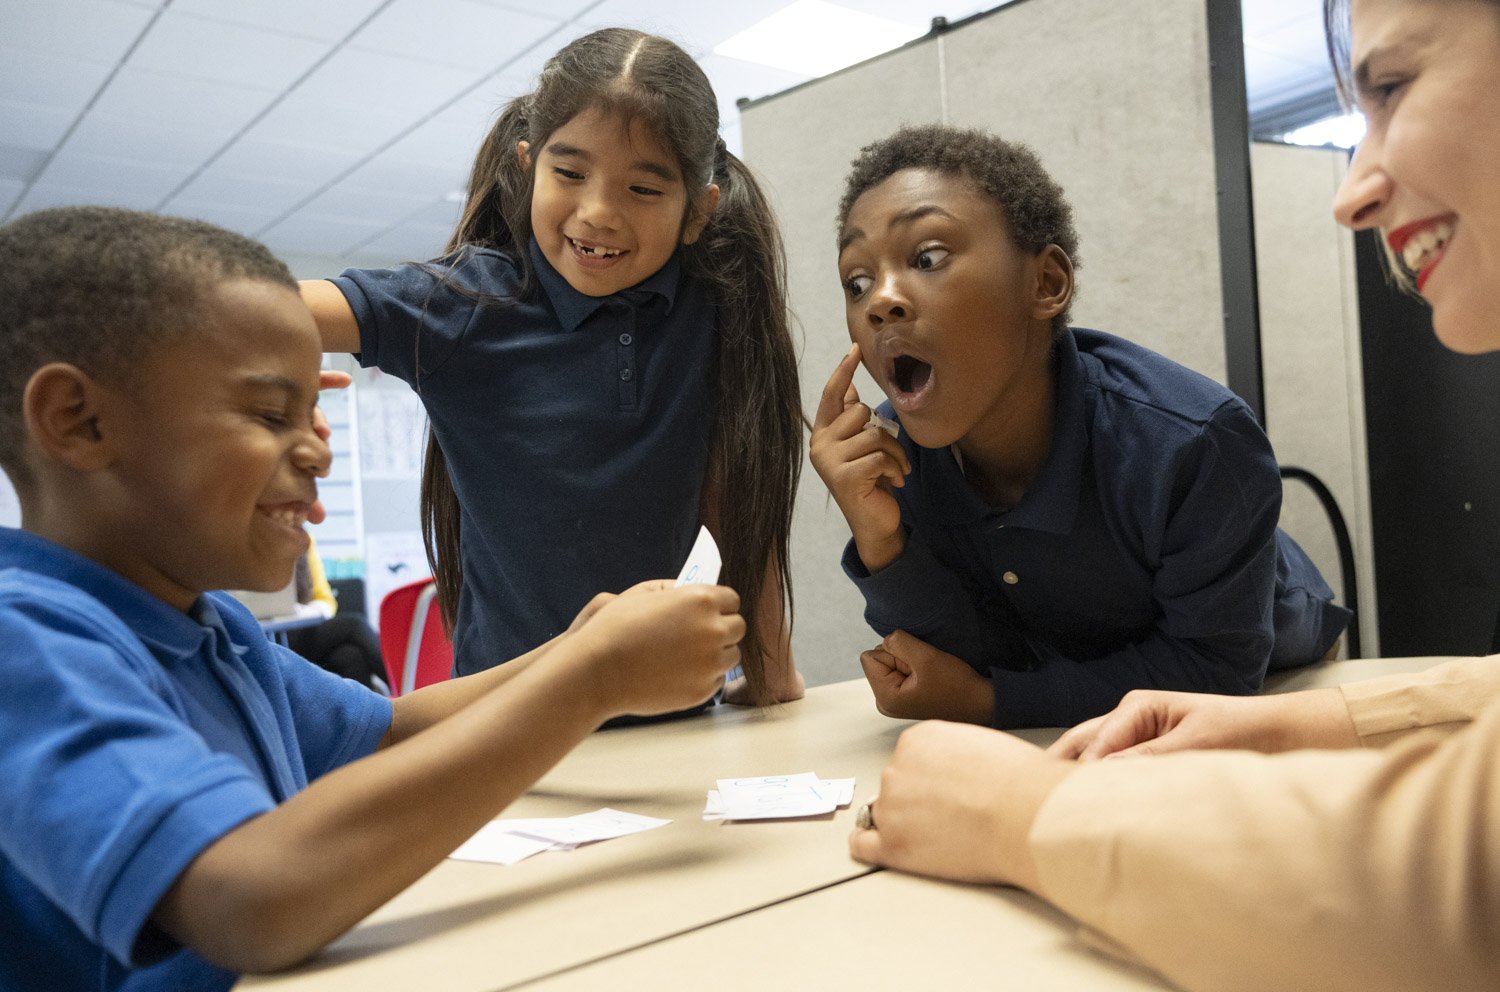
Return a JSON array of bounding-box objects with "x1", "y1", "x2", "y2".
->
[
  {"x1": 238, "y1": 655, "x2": 1448, "y2": 991},
  {"x1": 377, "y1": 576, "x2": 452, "y2": 696},
  {"x1": 258, "y1": 610, "x2": 325, "y2": 648}
]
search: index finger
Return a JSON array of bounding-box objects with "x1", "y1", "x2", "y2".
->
[
  {"x1": 1046, "y1": 714, "x2": 1104, "y2": 759},
  {"x1": 319, "y1": 369, "x2": 353, "y2": 391},
  {"x1": 814, "y1": 343, "x2": 864, "y2": 431}
]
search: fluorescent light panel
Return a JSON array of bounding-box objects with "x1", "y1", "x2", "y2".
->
[
  {"x1": 714, "y1": 0, "x2": 926, "y2": 78},
  {"x1": 1281, "y1": 112, "x2": 1366, "y2": 149}
]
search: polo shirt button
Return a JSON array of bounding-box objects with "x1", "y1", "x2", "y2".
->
[
  {"x1": 1002, "y1": 571, "x2": 1019, "y2": 585},
  {"x1": 619, "y1": 333, "x2": 633, "y2": 346},
  {"x1": 619, "y1": 368, "x2": 633, "y2": 381}
]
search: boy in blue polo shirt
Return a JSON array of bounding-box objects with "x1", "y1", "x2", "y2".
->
[{"x1": 0, "y1": 206, "x2": 743, "y2": 991}]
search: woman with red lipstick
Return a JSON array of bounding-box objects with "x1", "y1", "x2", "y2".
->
[
  {"x1": 849, "y1": 2, "x2": 1500, "y2": 988},
  {"x1": 300, "y1": 29, "x2": 805, "y2": 711},
  {"x1": 812, "y1": 125, "x2": 1348, "y2": 730}
]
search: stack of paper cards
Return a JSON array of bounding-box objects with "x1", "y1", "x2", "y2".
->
[
  {"x1": 450, "y1": 808, "x2": 671, "y2": 866},
  {"x1": 704, "y1": 773, "x2": 856, "y2": 821}
]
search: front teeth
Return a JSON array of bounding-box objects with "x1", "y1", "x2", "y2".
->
[
  {"x1": 1402, "y1": 220, "x2": 1454, "y2": 273},
  {"x1": 263, "y1": 507, "x2": 307, "y2": 529},
  {"x1": 571, "y1": 238, "x2": 622, "y2": 257}
]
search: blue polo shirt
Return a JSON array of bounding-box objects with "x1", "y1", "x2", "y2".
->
[
  {"x1": 845, "y1": 328, "x2": 1350, "y2": 728},
  {"x1": 335, "y1": 241, "x2": 717, "y2": 676},
  {"x1": 0, "y1": 527, "x2": 392, "y2": 991}
]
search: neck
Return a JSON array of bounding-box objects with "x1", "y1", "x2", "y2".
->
[{"x1": 954, "y1": 331, "x2": 1057, "y2": 510}]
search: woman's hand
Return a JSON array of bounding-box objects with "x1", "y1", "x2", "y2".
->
[
  {"x1": 849, "y1": 721, "x2": 1072, "y2": 891},
  {"x1": 1048, "y1": 686, "x2": 1360, "y2": 760}
]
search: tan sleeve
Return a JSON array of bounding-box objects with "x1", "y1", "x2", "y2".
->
[
  {"x1": 1341, "y1": 656, "x2": 1500, "y2": 746},
  {"x1": 1030, "y1": 700, "x2": 1500, "y2": 992}
]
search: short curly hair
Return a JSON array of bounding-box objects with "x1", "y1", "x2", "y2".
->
[
  {"x1": 837, "y1": 124, "x2": 1080, "y2": 337},
  {"x1": 0, "y1": 206, "x2": 296, "y2": 488}
]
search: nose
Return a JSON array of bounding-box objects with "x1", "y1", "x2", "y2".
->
[
  {"x1": 865, "y1": 272, "x2": 912, "y2": 328},
  {"x1": 576, "y1": 185, "x2": 622, "y2": 231},
  {"x1": 1333, "y1": 138, "x2": 1392, "y2": 230},
  {"x1": 294, "y1": 422, "x2": 333, "y2": 479}
]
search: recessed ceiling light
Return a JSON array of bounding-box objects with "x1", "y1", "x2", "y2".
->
[{"x1": 714, "y1": 0, "x2": 926, "y2": 78}]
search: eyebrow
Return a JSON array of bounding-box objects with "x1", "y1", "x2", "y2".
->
[
  {"x1": 838, "y1": 204, "x2": 957, "y2": 253},
  {"x1": 542, "y1": 141, "x2": 680, "y2": 183},
  {"x1": 238, "y1": 373, "x2": 303, "y2": 397}
]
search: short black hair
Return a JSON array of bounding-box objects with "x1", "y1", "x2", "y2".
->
[
  {"x1": 838, "y1": 124, "x2": 1080, "y2": 336},
  {"x1": 0, "y1": 206, "x2": 296, "y2": 484}
]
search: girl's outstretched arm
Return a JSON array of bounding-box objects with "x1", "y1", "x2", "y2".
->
[{"x1": 299, "y1": 280, "x2": 361, "y2": 354}]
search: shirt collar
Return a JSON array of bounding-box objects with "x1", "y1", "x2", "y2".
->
[
  {"x1": 529, "y1": 237, "x2": 682, "y2": 333},
  {"x1": 0, "y1": 526, "x2": 213, "y2": 660}
]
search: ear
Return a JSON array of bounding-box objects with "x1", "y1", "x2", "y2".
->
[
  {"x1": 1031, "y1": 244, "x2": 1073, "y2": 322},
  {"x1": 681, "y1": 183, "x2": 721, "y2": 246},
  {"x1": 516, "y1": 140, "x2": 531, "y2": 171},
  {"x1": 22, "y1": 363, "x2": 116, "y2": 472}
]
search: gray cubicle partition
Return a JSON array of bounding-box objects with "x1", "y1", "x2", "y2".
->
[{"x1": 739, "y1": 0, "x2": 1374, "y2": 685}]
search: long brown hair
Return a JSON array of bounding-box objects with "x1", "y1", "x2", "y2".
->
[{"x1": 420, "y1": 28, "x2": 801, "y2": 704}]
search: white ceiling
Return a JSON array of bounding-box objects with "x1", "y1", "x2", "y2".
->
[{"x1": 0, "y1": 0, "x2": 1335, "y2": 269}]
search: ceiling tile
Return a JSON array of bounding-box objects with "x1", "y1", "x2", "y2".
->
[
  {"x1": 35, "y1": 152, "x2": 191, "y2": 203},
  {"x1": 293, "y1": 48, "x2": 487, "y2": 117},
  {"x1": 162, "y1": 197, "x2": 291, "y2": 235},
  {"x1": 1, "y1": 0, "x2": 157, "y2": 62},
  {"x1": 577, "y1": 0, "x2": 795, "y2": 54},
  {"x1": 167, "y1": 0, "x2": 389, "y2": 43},
  {"x1": 89, "y1": 65, "x2": 276, "y2": 128},
  {"x1": 260, "y1": 212, "x2": 390, "y2": 256},
  {"x1": 350, "y1": 221, "x2": 456, "y2": 264},
  {"x1": 0, "y1": 177, "x2": 24, "y2": 217},
  {"x1": 339, "y1": 154, "x2": 464, "y2": 200},
  {"x1": 696, "y1": 54, "x2": 810, "y2": 121},
  {"x1": 300, "y1": 184, "x2": 434, "y2": 226},
  {"x1": 244, "y1": 94, "x2": 416, "y2": 155},
  {"x1": 467, "y1": 0, "x2": 598, "y2": 17},
  {"x1": 168, "y1": 168, "x2": 318, "y2": 215},
  {"x1": 128, "y1": 9, "x2": 332, "y2": 89},
  {"x1": 0, "y1": 98, "x2": 77, "y2": 151},
  {"x1": 0, "y1": 45, "x2": 119, "y2": 112},
  {"x1": 350, "y1": 0, "x2": 561, "y2": 71},
  {"x1": 64, "y1": 111, "x2": 238, "y2": 166},
  {"x1": 205, "y1": 138, "x2": 365, "y2": 189}
]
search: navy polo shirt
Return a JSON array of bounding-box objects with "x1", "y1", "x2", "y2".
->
[
  {"x1": 0, "y1": 527, "x2": 391, "y2": 991},
  {"x1": 845, "y1": 328, "x2": 1349, "y2": 728},
  {"x1": 335, "y1": 241, "x2": 717, "y2": 675}
]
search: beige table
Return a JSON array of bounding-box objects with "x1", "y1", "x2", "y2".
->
[
  {"x1": 243, "y1": 657, "x2": 1456, "y2": 991},
  {"x1": 241, "y1": 678, "x2": 915, "y2": 991},
  {"x1": 522, "y1": 656, "x2": 1458, "y2": 991}
]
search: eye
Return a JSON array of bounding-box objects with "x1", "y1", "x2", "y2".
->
[
  {"x1": 552, "y1": 166, "x2": 584, "y2": 181},
  {"x1": 258, "y1": 411, "x2": 290, "y2": 430},
  {"x1": 913, "y1": 246, "x2": 949, "y2": 271},
  {"x1": 843, "y1": 274, "x2": 872, "y2": 299},
  {"x1": 630, "y1": 184, "x2": 665, "y2": 197}
]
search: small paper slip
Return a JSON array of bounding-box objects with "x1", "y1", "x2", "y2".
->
[
  {"x1": 866, "y1": 411, "x2": 900, "y2": 438},
  {"x1": 703, "y1": 774, "x2": 857, "y2": 821},
  {"x1": 449, "y1": 808, "x2": 670, "y2": 866},
  {"x1": 675, "y1": 525, "x2": 722, "y2": 586}
]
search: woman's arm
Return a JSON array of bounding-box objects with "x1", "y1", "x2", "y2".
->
[{"x1": 299, "y1": 280, "x2": 362, "y2": 354}]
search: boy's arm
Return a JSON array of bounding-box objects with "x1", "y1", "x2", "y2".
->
[
  {"x1": 299, "y1": 280, "x2": 361, "y2": 354},
  {"x1": 150, "y1": 584, "x2": 742, "y2": 973}
]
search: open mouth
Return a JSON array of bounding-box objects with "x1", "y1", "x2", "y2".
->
[
  {"x1": 890, "y1": 354, "x2": 933, "y2": 396},
  {"x1": 257, "y1": 502, "x2": 311, "y2": 533},
  {"x1": 1389, "y1": 218, "x2": 1455, "y2": 292}
]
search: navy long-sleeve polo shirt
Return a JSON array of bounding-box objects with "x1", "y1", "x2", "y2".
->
[{"x1": 844, "y1": 327, "x2": 1350, "y2": 728}]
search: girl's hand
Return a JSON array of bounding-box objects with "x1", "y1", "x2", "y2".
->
[
  {"x1": 849, "y1": 721, "x2": 1072, "y2": 891},
  {"x1": 572, "y1": 584, "x2": 745, "y2": 716},
  {"x1": 564, "y1": 580, "x2": 675, "y2": 635},
  {"x1": 1048, "y1": 687, "x2": 1359, "y2": 761},
  {"x1": 809, "y1": 343, "x2": 911, "y2": 573},
  {"x1": 859, "y1": 630, "x2": 992, "y2": 724}
]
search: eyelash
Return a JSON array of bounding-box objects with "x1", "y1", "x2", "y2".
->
[{"x1": 551, "y1": 167, "x2": 664, "y2": 198}]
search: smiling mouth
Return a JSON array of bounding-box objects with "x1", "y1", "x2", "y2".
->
[
  {"x1": 258, "y1": 502, "x2": 311, "y2": 531},
  {"x1": 1402, "y1": 221, "x2": 1453, "y2": 290},
  {"x1": 568, "y1": 237, "x2": 626, "y2": 259}
]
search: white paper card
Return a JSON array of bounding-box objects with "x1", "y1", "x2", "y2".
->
[
  {"x1": 704, "y1": 773, "x2": 856, "y2": 821},
  {"x1": 675, "y1": 525, "x2": 722, "y2": 586},
  {"x1": 448, "y1": 808, "x2": 671, "y2": 866}
]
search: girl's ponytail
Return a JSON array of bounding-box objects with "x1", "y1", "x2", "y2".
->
[{"x1": 693, "y1": 147, "x2": 803, "y2": 706}]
